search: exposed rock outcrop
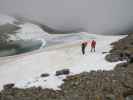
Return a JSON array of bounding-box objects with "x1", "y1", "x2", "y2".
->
[{"x1": 55, "y1": 69, "x2": 70, "y2": 76}]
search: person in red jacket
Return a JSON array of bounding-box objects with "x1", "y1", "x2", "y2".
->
[{"x1": 91, "y1": 40, "x2": 96, "y2": 52}]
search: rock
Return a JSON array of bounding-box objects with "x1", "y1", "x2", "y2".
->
[
  {"x1": 56, "y1": 69, "x2": 70, "y2": 76},
  {"x1": 115, "y1": 63, "x2": 127, "y2": 70},
  {"x1": 3, "y1": 83, "x2": 14, "y2": 90},
  {"x1": 125, "y1": 52, "x2": 131, "y2": 58},
  {"x1": 125, "y1": 95, "x2": 133, "y2": 100},
  {"x1": 130, "y1": 42, "x2": 133, "y2": 45},
  {"x1": 129, "y1": 54, "x2": 133, "y2": 63},
  {"x1": 102, "y1": 52, "x2": 108, "y2": 54},
  {"x1": 105, "y1": 94, "x2": 116, "y2": 100},
  {"x1": 40, "y1": 73, "x2": 50, "y2": 77},
  {"x1": 106, "y1": 54, "x2": 120, "y2": 62},
  {"x1": 119, "y1": 52, "x2": 125, "y2": 60}
]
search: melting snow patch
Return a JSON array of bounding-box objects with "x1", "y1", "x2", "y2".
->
[{"x1": 15, "y1": 74, "x2": 67, "y2": 90}]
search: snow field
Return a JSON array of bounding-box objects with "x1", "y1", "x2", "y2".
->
[{"x1": 0, "y1": 33, "x2": 126, "y2": 90}]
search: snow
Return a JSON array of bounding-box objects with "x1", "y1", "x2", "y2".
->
[
  {"x1": 16, "y1": 23, "x2": 49, "y2": 40},
  {"x1": 0, "y1": 33, "x2": 126, "y2": 90},
  {"x1": 16, "y1": 74, "x2": 66, "y2": 90},
  {"x1": 0, "y1": 14, "x2": 47, "y2": 49},
  {"x1": 15, "y1": 23, "x2": 49, "y2": 48},
  {"x1": 0, "y1": 14, "x2": 16, "y2": 25}
]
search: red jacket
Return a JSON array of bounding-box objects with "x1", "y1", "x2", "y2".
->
[{"x1": 91, "y1": 40, "x2": 96, "y2": 47}]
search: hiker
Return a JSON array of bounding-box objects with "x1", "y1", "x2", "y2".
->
[
  {"x1": 91, "y1": 40, "x2": 96, "y2": 52},
  {"x1": 81, "y1": 41, "x2": 88, "y2": 55}
]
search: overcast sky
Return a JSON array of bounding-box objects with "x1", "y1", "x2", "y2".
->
[{"x1": 0, "y1": 0, "x2": 133, "y2": 34}]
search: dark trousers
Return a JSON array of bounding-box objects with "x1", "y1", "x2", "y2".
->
[
  {"x1": 82, "y1": 47, "x2": 85, "y2": 55},
  {"x1": 91, "y1": 47, "x2": 95, "y2": 52}
]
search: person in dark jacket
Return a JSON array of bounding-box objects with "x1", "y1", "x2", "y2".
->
[
  {"x1": 91, "y1": 40, "x2": 96, "y2": 52},
  {"x1": 81, "y1": 41, "x2": 87, "y2": 55}
]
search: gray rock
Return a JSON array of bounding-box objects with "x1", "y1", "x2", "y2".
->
[
  {"x1": 129, "y1": 54, "x2": 133, "y2": 63},
  {"x1": 3, "y1": 83, "x2": 14, "y2": 90},
  {"x1": 106, "y1": 54, "x2": 120, "y2": 62},
  {"x1": 102, "y1": 51, "x2": 108, "y2": 54},
  {"x1": 56, "y1": 69, "x2": 70, "y2": 76},
  {"x1": 105, "y1": 94, "x2": 116, "y2": 100},
  {"x1": 40, "y1": 73, "x2": 50, "y2": 77},
  {"x1": 126, "y1": 95, "x2": 133, "y2": 100}
]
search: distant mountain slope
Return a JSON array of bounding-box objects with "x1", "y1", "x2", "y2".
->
[
  {"x1": 0, "y1": 14, "x2": 48, "y2": 56},
  {"x1": 0, "y1": 14, "x2": 17, "y2": 25},
  {"x1": 13, "y1": 15, "x2": 82, "y2": 34}
]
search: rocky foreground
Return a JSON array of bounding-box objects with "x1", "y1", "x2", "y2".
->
[{"x1": 0, "y1": 34, "x2": 133, "y2": 100}]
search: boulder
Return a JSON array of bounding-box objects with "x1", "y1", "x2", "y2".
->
[
  {"x1": 125, "y1": 95, "x2": 133, "y2": 100},
  {"x1": 129, "y1": 54, "x2": 133, "y2": 63},
  {"x1": 56, "y1": 69, "x2": 70, "y2": 76},
  {"x1": 102, "y1": 52, "x2": 108, "y2": 54},
  {"x1": 106, "y1": 54, "x2": 120, "y2": 62},
  {"x1": 105, "y1": 94, "x2": 116, "y2": 100},
  {"x1": 40, "y1": 73, "x2": 50, "y2": 77},
  {"x1": 3, "y1": 83, "x2": 14, "y2": 90}
]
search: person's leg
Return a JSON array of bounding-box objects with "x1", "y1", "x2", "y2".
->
[
  {"x1": 82, "y1": 47, "x2": 85, "y2": 55},
  {"x1": 92, "y1": 48, "x2": 94, "y2": 52},
  {"x1": 91, "y1": 47, "x2": 94, "y2": 52},
  {"x1": 83, "y1": 48, "x2": 85, "y2": 55},
  {"x1": 91, "y1": 47, "x2": 92, "y2": 52},
  {"x1": 94, "y1": 47, "x2": 95, "y2": 52},
  {"x1": 84, "y1": 47, "x2": 86, "y2": 55}
]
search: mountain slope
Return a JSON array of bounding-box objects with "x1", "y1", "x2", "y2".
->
[{"x1": 0, "y1": 14, "x2": 49, "y2": 56}]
